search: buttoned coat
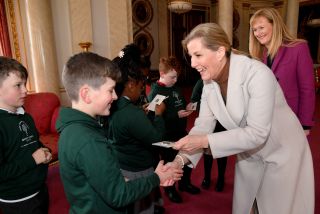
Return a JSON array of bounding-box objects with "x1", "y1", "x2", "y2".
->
[
  {"x1": 263, "y1": 42, "x2": 315, "y2": 127},
  {"x1": 185, "y1": 53, "x2": 314, "y2": 214}
]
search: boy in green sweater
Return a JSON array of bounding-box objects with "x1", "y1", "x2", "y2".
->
[
  {"x1": 57, "y1": 52, "x2": 183, "y2": 214},
  {"x1": 148, "y1": 56, "x2": 200, "y2": 203},
  {"x1": 0, "y1": 57, "x2": 51, "y2": 214}
]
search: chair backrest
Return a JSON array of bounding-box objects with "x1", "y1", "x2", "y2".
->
[{"x1": 24, "y1": 92, "x2": 60, "y2": 134}]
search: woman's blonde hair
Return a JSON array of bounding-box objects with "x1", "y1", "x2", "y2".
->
[
  {"x1": 249, "y1": 8, "x2": 304, "y2": 59},
  {"x1": 182, "y1": 22, "x2": 248, "y2": 58}
]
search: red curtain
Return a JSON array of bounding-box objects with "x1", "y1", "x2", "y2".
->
[{"x1": 0, "y1": 0, "x2": 12, "y2": 57}]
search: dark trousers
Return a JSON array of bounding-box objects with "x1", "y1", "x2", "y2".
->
[{"x1": 0, "y1": 185, "x2": 49, "y2": 214}]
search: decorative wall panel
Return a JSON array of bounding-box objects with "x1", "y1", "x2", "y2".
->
[{"x1": 132, "y1": 0, "x2": 154, "y2": 56}]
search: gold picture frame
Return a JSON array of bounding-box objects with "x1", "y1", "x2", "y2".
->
[{"x1": 132, "y1": 0, "x2": 153, "y2": 27}]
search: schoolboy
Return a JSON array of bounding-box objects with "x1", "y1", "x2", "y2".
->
[
  {"x1": 57, "y1": 52, "x2": 182, "y2": 214},
  {"x1": 0, "y1": 57, "x2": 51, "y2": 214},
  {"x1": 148, "y1": 56, "x2": 200, "y2": 203}
]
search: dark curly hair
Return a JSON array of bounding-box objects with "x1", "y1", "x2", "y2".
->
[{"x1": 112, "y1": 43, "x2": 145, "y2": 95}]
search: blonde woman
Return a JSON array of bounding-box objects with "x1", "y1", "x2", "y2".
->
[
  {"x1": 172, "y1": 23, "x2": 314, "y2": 214},
  {"x1": 249, "y1": 8, "x2": 315, "y2": 135}
]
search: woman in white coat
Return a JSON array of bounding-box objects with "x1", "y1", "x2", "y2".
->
[{"x1": 172, "y1": 23, "x2": 314, "y2": 214}]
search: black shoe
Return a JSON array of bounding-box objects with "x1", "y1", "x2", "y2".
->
[
  {"x1": 154, "y1": 205, "x2": 165, "y2": 214},
  {"x1": 215, "y1": 178, "x2": 225, "y2": 192},
  {"x1": 201, "y1": 178, "x2": 211, "y2": 189},
  {"x1": 165, "y1": 188, "x2": 182, "y2": 203},
  {"x1": 178, "y1": 183, "x2": 201, "y2": 194}
]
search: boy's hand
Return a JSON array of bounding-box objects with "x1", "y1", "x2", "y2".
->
[
  {"x1": 155, "y1": 160, "x2": 183, "y2": 186},
  {"x1": 186, "y1": 102, "x2": 194, "y2": 111},
  {"x1": 178, "y1": 109, "x2": 192, "y2": 118},
  {"x1": 155, "y1": 102, "x2": 166, "y2": 116},
  {"x1": 142, "y1": 103, "x2": 150, "y2": 114},
  {"x1": 186, "y1": 102, "x2": 197, "y2": 111},
  {"x1": 42, "y1": 148, "x2": 52, "y2": 164},
  {"x1": 32, "y1": 148, "x2": 52, "y2": 164}
]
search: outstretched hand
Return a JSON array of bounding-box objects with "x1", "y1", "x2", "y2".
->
[
  {"x1": 155, "y1": 160, "x2": 183, "y2": 186},
  {"x1": 173, "y1": 135, "x2": 208, "y2": 153}
]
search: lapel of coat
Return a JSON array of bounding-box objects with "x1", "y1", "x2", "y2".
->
[{"x1": 208, "y1": 54, "x2": 247, "y2": 130}]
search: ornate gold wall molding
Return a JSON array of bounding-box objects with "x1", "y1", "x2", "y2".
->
[
  {"x1": 6, "y1": 0, "x2": 20, "y2": 62},
  {"x1": 5, "y1": 0, "x2": 32, "y2": 91}
]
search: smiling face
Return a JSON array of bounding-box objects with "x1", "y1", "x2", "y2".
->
[
  {"x1": 88, "y1": 77, "x2": 117, "y2": 117},
  {"x1": 0, "y1": 72, "x2": 28, "y2": 112},
  {"x1": 160, "y1": 69, "x2": 178, "y2": 87},
  {"x1": 251, "y1": 16, "x2": 273, "y2": 49},
  {"x1": 187, "y1": 38, "x2": 225, "y2": 81}
]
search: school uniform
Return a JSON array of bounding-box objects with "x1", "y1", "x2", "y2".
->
[
  {"x1": 57, "y1": 107, "x2": 160, "y2": 214},
  {"x1": 0, "y1": 108, "x2": 48, "y2": 214},
  {"x1": 148, "y1": 82, "x2": 200, "y2": 199},
  {"x1": 108, "y1": 96, "x2": 166, "y2": 214},
  {"x1": 108, "y1": 96, "x2": 165, "y2": 171},
  {"x1": 148, "y1": 83, "x2": 188, "y2": 142}
]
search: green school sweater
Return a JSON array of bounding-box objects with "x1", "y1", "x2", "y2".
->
[
  {"x1": 108, "y1": 97, "x2": 165, "y2": 171},
  {"x1": 148, "y1": 83, "x2": 188, "y2": 141},
  {"x1": 0, "y1": 109, "x2": 48, "y2": 200},
  {"x1": 56, "y1": 107, "x2": 160, "y2": 214}
]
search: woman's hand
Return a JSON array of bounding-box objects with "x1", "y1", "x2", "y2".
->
[
  {"x1": 304, "y1": 130, "x2": 310, "y2": 136},
  {"x1": 173, "y1": 135, "x2": 208, "y2": 153}
]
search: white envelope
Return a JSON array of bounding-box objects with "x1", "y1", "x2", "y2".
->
[
  {"x1": 189, "y1": 102, "x2": 198, "y2": 111},
  {"x1": 147, "y1": 94, "x2": 168, "y2": 111},
  {"x1": 152, "y1": 141, "x2": 175, "y2": 148}
]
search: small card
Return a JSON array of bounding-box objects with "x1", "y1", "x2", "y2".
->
[
  {"x1": 147, "y1": 94, "x2": 168, "y2": 111},
  {"x1": 189, "y1": 102, "x2": 198, "y2": 111},
  {"x1": 152, "y1": 141, "x2": 175, "y2": 148}
]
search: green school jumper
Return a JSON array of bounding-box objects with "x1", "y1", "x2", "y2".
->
[
  {"x1": 108, "y1": 97, "x2": 165, "y2": 171},
  {"x1": 56, "y1": 107, "x2": 160, "y2": 214},
  {"x1": 0, "y1": 109, "x2": 48, "y2": 200},
  {"x1": 148, "y1": 82, "x2": 188, "y2": 141}
]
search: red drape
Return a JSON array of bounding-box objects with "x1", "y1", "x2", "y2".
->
[{"x1": 0, "y1": 0, "x2": 12, "y2": 57}]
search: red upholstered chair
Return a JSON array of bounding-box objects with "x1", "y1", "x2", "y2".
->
[{"x1": 24, "y1": 92, "x2": 60, "y2": 163}]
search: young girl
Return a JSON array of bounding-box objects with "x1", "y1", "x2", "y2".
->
[{"x1": 109, "y1": 44, "x2": 167, "y2": 213}]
